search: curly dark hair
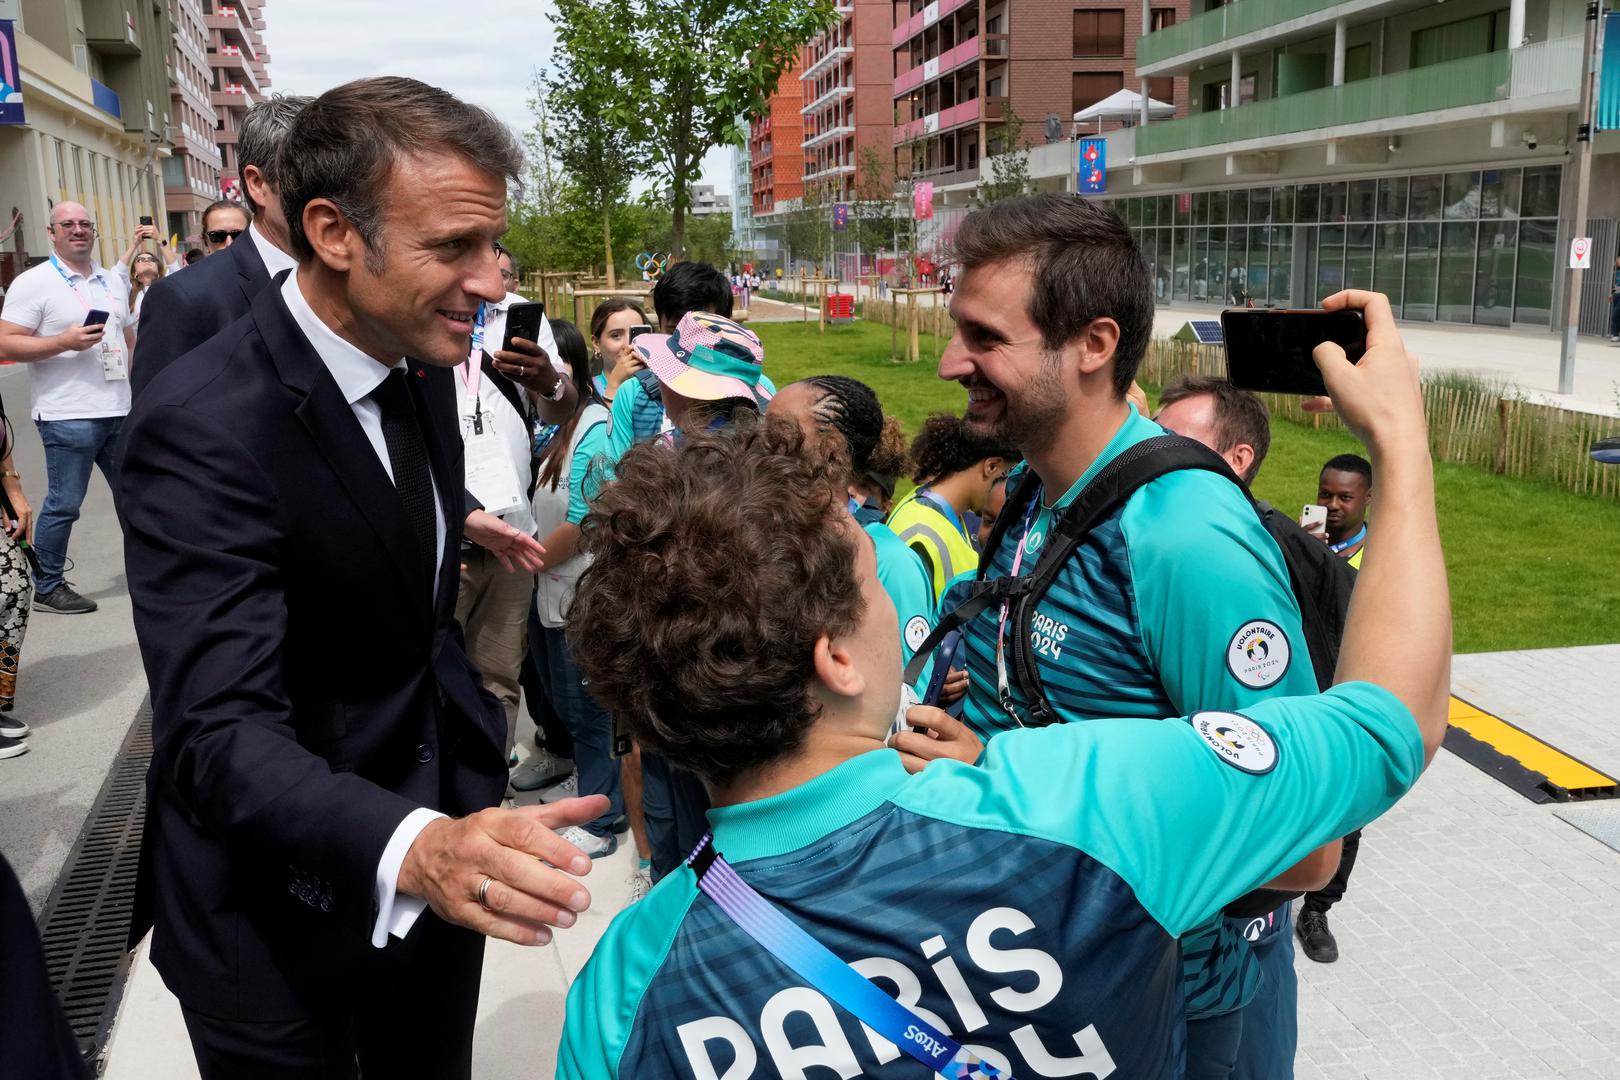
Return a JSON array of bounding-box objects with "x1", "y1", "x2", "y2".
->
[
  {"x1": 567, "y1": 417, "x2": 865, "y2": 785},
  {"x1": 907, "y1": 413, "x2": 1020, "y2": 486}
]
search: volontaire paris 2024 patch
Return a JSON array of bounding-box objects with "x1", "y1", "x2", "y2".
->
[
  {"x1": 1188, "y1": 711, "x2": 1280, "y2": 775},
  {"x1": 1225, "y1": 619, "x2": 1291, "y2": 689}
]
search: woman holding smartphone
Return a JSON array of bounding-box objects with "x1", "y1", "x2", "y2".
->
[{"x1": 590, "y1": 298, "x2": 648, "y2": 403}]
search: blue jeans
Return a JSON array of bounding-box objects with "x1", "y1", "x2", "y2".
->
[
  {"x1": 1608, "y1": 292, "x2": 1620, "y2": 338},
  {"x1": 34, "y1": 417, "x2": 123, "y2": 595},
  {"x1": 1231, "y1": 904, "x2": 1299, "y2": 1080},
  {"x1": 533, "y1": 624, "x2": 621, "y2": 838}
]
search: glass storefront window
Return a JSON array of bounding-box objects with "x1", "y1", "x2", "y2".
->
[
  {"x1": 1345, "y1": 223, "x2": 1375, "y2": 290},
  {"x1": 1229, "y1": 188, "x2": 1249, "y2": 226},
  {"x1": 1125, "y1": 198, "x2": 1141, "y2": 226},
  {"x1": 1405, "y1": 222, "x2": 1439, "y2": 321},
  {"x1": 1142, "y1": 198, "x2": 1157, "y2": 227},
  {"x1": 1317, "y1": 224, "x2": 1345, "y2": 299},
  {"x1": 1191, "y1": 227, "x2": 1212, "y2": 302},
  {"x1": 1374, "y1": 222, "x2": 1407, "y2": 314},
  {"x1": 1296, "y1": 184, "x2": 1319, "y2": 222},
  {"x1": 1514, "y1": 218, "x2": 1556, "y2": 326},
  {"x1": 1273, "y1": 186, "x2": 1295, "y2": 224},
  {"x1": 1223, "y1": 229, "x2": 1249, "y2": 304},
  {"x1": 1194, "y1": 191, "x2": 1211, "y2": 225},
  {"x1": 1247, "y1": 227, "x2": 1268, "y2": 301},
  {"x1": 1348, "y1": 180, "x2": 1377, "y2": 222},
  {"x1": 1203, "y1": 227, "x2": 1226, "y2": 302},
  {"x1": 1443, "y1": 172, "x2": 1481, "y2": 219},
  {"x1": 1521, "y1": 166, "x2": 1560, "y2": 218},
  {"x1": 1409, "y1": 174, "x2": 1444, "y2": 220},
  {"x1": 1174, "y1": 226, "x2": 1191, "y2": 300},
  {"x1": 1250, "y1": 187, "x2": 1272, "y2": 224},
  {"x1": 1210, "y1": 190, "x2": 1228, "y2": 226},
  {"x1": 1269, "y1": 225, "x2": 1293, "y2": 306},
  {"x1": 1156, "y1": 195, "x2": 1173, "y2": 227},
  {"x1": 1320, "y1": 182, "x2": 1347, "y2": 223},
  {"x1": 1480, "y1": 169, "x2": 1521, "y2": 220},
  {"x1": 1438, "y1": 221, "x2": 1477, "y2": 321},
  {"x1": 1174, "y1": 193, "x2": 1191, "y2": 227},
  {"x1": 1378, "y1": 177, "x2": 1408, "y2": 221},
  {"x1": 1474, "y1": 221, "x2": 1516, "y2": 327},
  {"x1": 1155, "y1": 229, "x2": 1173, "y2": 302}
]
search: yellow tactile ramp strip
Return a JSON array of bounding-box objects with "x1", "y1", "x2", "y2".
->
[{"x1": 1448, "y1": 695, "x2": 1618, "y2": 795}]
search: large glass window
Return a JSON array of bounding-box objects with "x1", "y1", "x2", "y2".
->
[
  {"x1": 1209, "y1": 189, "x2": 1229, "y2": 226},
  {"x1": 1073, "y1": 9, "x2": 1126, "y2": 57},
  {"x1": 1444, "y1": 171, "x2": 1481, "y2": 219},
  {"x1": 1521, "y1": 166, "x2": 1561, "y2": 218},
  {"x1": 1438, "y1": 221, "x2": 1477, "y2": 322},
  {"x1": 1405, "y1": 223, "x2": 1440, "y2": 321},
  {"x1": 1191, "y1": 227, "x2": 1212, "y2": 301},
  {"x1": 1317, "y1": 224, "x2": 1345, "y2": 299},
  {"x1": 1320, "y1": 182, "x2": 1347, "y2": 223},
  {"x1": 1374, "y1": 222, "x2": 1407, "y2": 313},
  {"x1": 1269, "y1": 225, "x2": 1294, "y2": 306},
  {"x1": 1203, "y1": 227, "x2": 1226, "y2": 302},
  {"x1": 1250, "y1": 186, "x2": 1272, "y2": 224},
  {"x1": 1229, "y1": 188, "x2": 1249, "y2": 226},
  {"x1": 1514, "y1": 218, "x2": 1556, "y2": 326},
  {"x1": 1347, "y1": 180, "x2": 1377, "y2": 222},
  {"x1": 1344, "y1": 223, "x2": 1375, "y2": 290},
  {"x1": 1474, "y1": 221, "x2": 1516, "y2": 327},
  {"x1": 1247, "y1": 226, "x2": 1268, "y2": 301},
  {"x1": 1296, "y1": 183, "x2": 1320, "y2": 222},
  {"x1": 1273, "y1": 185, "x2": 1295, "y2": 224},
  {"x1": 1480, "y1": 169, "x2": 1521, "y2": 219},
  {"x1": 1378, "y1": 177, "x2": 1408, "y2": 221},
  {"x1": 1409, "y1": 174, "x2": 1444, "y2": 220},
  {"x1": 1155, "y1": 229, "x2": 1173, "y2": 301},
  {"x1": 1174, "y1": 226, "x2": 1191, "y2": 300}
]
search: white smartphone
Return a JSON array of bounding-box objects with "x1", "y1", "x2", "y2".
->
[{"x1": 1300, "y1": 504, "x2": 1328, "y2": 533}]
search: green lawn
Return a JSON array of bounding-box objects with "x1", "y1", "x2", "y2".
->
[{"x1": 754, "y1": 320, "x2": 1620, "y2": 654}]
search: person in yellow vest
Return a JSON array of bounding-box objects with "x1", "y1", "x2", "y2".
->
[{"x1": 886, "y1": 414, "x2": 1019, "y2": 600}]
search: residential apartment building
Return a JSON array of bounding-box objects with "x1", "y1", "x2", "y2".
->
[
  {"x1": 1087, "y1": 0, "x2": 1620, "y2": 333},
  {"x1": 203, "y1": 0, "x2": 269, "y2": 202},
  {"x1": 686, "y1": 183, "x2": 733, "y2": 217},
  {"x1": 751, "y1": 60, "x2": 804, "y2": 217},
  {"x1": 732, "y1": 127, "x2": 756, "y2": 259},
  {"x1": 163, "y1": 0, "x2": 221, "y2": 243},
  {"x1": 891, "y1": 0, "x2": 1190, "y2": 220},
  {"x1": 800, "y1": 0, "x2": 892, "y2": 203},
  {"x1": 1, "y1": 0, "x2": 173, "y2": 285}
]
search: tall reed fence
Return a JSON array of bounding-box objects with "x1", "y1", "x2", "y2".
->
[{"x1": 1140, "y1": 340, "x2": 1620, "y2": 502}]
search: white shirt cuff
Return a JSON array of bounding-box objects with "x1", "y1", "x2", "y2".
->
[{"x1": 371, "y1": 807, "x2": 447, "y2": 948}]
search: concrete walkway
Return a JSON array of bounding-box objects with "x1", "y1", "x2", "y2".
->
[{"x1": 102, "y1": 646, "x2": 1620, "y2": 1078}]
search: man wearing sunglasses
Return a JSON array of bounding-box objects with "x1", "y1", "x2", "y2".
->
[
  {"x1": 0, "y1": 202, "x2": 136, "y2": 614},
  {"x1": 199, "y1": 200, "x2": 250, "y2": 255}
]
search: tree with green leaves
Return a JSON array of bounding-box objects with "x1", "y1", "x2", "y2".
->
[
  {"x1": 546, "y1": 2, "x2": 647, "y2": 286},
  {"x1": 551, "y1": 0, "x2": 837, "y2": 258},
  {"x1": 852, "y1": 144, "x2": 897, "y2": 274},
  {"x1": 973, "y1": 109, "x2": 1031, "y2": 208}
]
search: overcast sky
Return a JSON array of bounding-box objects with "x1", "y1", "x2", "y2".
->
[{"x1": 263, "y1": 0, "x2": 734, "y2": 196}]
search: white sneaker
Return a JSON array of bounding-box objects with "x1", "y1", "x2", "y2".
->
[
  {"x1": 511, "y1": 750, "x2": 574, "y2": 792},
  {"x1": 556, "y1": 825, "x2": 618, "y2": 859},
  {"x1": 538, "y1": 773, "x2": 579, "y2": 804},
  {"x1": 627, "y1": 865, "x2": 653, "y2": 905}
]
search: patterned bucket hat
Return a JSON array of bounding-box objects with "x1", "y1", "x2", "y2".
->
[{"x1": 633, "y1": 311, "x2": 772, "y2": 406}]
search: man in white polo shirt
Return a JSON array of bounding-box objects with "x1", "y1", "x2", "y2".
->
[{"x1": 0, "y1": 201, "x2": 133, "y2": 614}]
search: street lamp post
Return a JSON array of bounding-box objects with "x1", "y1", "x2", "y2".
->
[{"x1": 1557, "y1": 0, "x2": 1603, "y2": 396}]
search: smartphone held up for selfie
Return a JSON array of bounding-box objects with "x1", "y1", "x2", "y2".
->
[
  {"x1": 500, "y1": 302, "x2": 545, "y2": 353},
  {"x1": 1300, "y1": 504, "x2": 1328, "y2": 534},
  {"x1": 1221, "y1": 308, "x2": 1366, "y2": 396},
  {"x1": 628, "y1": 324, "x2": 656, "y2": 341}
]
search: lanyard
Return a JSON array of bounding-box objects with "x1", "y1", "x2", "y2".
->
[
  {"x1": 915, "y1": 488, "x2": 971, "y2": 545},
  {"x1": 49, "y1": 255, "x2": 110, "y2": 314},
  {"x1": 993, "y1": 495, "x2": 1042, "y2": 726},
  {"x1": 1329, "y1": 524, "x2": 1367, "y2": 554},
  {"x1": 687, "y1": 834, "x2": 1014, "y2": 1080},
  {"x1": 461, "y1": 304, "x2": 487, "y2": 433}
]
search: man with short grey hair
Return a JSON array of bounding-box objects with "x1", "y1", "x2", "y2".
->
[{"x1": 132, "y1": 93, "x2": 315, "y2": 395}]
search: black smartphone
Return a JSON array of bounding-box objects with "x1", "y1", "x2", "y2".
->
[
  {"x1": 139, "y1": 215, "x2": 154, "y2": 226},
  {"x1": 1221, "y1": 309, "x2": 1366, "y2": 396},
  {"x1": 922, "y1": 630, "x2": 963, "y2": 708},
  {"x1": 500, "y1": 302, "x2": 545, "y2": 352},
  {"x1": 628, "y1": 324, "x2": 656, "y2": 341},
  {"x1": 83, "y1": 309, "x2": 111, "y2": 327}
]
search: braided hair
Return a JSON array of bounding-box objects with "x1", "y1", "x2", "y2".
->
[
  {"x1": 799, "y1": 375, "x2": 909, "y2": 493},
  {"x1": 907, "y1": 414, "x2": 1020, "y2": 487}
]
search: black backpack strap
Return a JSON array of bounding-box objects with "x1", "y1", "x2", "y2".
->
[
  {"x1": 973, "y1": 466, "x2": 1042, "y2": 580},
  {"x1": 1006, "y1": 436, "x2": 1242, "y2": 726}
]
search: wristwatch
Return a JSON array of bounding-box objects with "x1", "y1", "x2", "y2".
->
[{"x1": 540, "y1": 372, "x2": 567, "y2": 402}]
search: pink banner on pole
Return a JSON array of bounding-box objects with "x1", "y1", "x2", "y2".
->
[{"x1": 913, "y1": 182, "x2": 934, "y2": 221}]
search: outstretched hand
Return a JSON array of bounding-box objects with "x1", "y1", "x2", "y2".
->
[
  {"x1": 465, "y1": 509, "x2": 546, "y2": 572},
  {"x1": 1303, "y1": 291, "x2": 1427, "y2": 456}
]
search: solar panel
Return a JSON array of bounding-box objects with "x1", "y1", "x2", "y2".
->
[{"x1": 1173, "y1": 320, "x2": 1224, "y2": 345}]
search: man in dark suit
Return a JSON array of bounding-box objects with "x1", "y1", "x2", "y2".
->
[
  {"x1": 131, "y1": 94, "x2": 311, "y2": 397},
  {"x1": 118, "y1": 77, "x2": 604, "y2": 1078}
]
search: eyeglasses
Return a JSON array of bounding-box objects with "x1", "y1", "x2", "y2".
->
[
  {"x1": 52, "y1": 220, "x2": 96, "y2": 233},
  {"x1": 206, "y1": 229, "x2": 244, "y2": 245},
  {"x1": 498, "y1": 268, "x2": 518, "y2": 282}
]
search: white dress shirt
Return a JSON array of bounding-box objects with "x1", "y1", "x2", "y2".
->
[
  {"x1": 279, "y1": 271, "x2": 449, "y2": 948},
  {"x1": 250, "y1": 222, "x2": 298, "y2": 277}
]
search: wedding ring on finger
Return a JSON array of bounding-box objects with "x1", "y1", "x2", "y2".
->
[{"x1": 477, "y1": 874, "x2": 497, "y2": 911}]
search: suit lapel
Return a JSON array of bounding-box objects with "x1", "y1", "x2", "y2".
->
[
  {"x1": 255, "y1": 287, "x2": 433, "y2": 627},
  {"x1": 233, "y1": 231, "x2": 273, "y2": 310}
]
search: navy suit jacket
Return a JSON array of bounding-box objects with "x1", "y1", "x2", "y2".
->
[
  {"x1": 119, "y1": 282, "x2": 507, "y2": 1019},
  {"x1": 131, "y1": 229, "x2": 274, "y2": 397}
]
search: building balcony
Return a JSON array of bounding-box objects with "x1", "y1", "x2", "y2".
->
[
  {"x1": 893, "y1": 35, "x2": 980, "y2": 98},
  {"x1": 90, "y1": 78, "x2": 123, "y2": 119},
  {"x1": 916, "y1": 162, "x2": 983, "y2": 189},
  {"x1": 1138, "y1": 0, "x2": 1423, "y2": 75},
  {"x1": 206, "y1": 8, "x2": 255, "y2": 55},
  {"x1": 893, "y1": 97, "x2": 985, "y2": 144},
  {"x1": 801, "y1": 83, "x2": 854, "y2": 116},
  {"x1": 800, "y1": 44, "x2": 853, "y2": 81},
  {"x1": 892, "y1": 0, "x2": 975, "y2": 48},
  {"x1": 1134, "y1": 38, "x2": 1581, "y2": 160},
  {"x1": 84, "y1": 0, "x2": 142, "y2": 55},
  {"x1": 802, "y1": 162, "x2": 857, "y2": 183},
  {"x1": 209, "y1": 46, "x2": 260, "y2": 93},
  {"x1": 210, "y1": 85, "x2": 252, "y2": 111},
  {"x1": 803, "y1": 122, "x2": 856, "y2": 150}
]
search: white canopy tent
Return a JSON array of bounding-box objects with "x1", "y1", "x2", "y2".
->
[{"x1": 1072, "y1": 89, "x2": 1175, "y2": 133}]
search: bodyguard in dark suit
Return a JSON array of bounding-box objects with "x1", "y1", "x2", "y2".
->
[
  {"x1": 118, "y1": 77, "x2": 605, "y2": 1079},
  {"x1": 131, "y1": 94, "x2": 312, "y2": 397}
]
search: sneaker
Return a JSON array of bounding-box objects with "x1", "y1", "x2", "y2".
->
[
  {"x1": 34, "y1": 584, "x2": 97, "y2": 614},
  {"x1": 557, "y1": 825, "x2": 617, "y2": 860},
  {"x1": 627, "y1": 865, "x2": 652, "y2": 905},
  {"x1": 0, "y1": 717, "x2": 28, "y2": 739},
  {"x1": 0, "y1": 734, "x2": 27, "y2": 760},
  {"x1": 611, "y1": 813, "x2": 630, "y2": 835},
  {"x1": 511, "y1": 750, "x2": 574, "y2": 792},
  {"x1": 537, "y1": 772, "x2": 579, "y2": 804},
  {"x1": 1296, "y1": 909, "x2": 1339, "y2": 964}
]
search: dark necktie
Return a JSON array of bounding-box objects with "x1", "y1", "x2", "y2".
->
[{"x1": 369, "y1": 369, "x2": 438, "y2": 584}]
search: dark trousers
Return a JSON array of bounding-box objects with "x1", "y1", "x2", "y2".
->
[
  {"x1": 1303, "y1": 828, "x2": 1362, "y2": 914},
  {"x1": 642, "y1": 750, "x2": 711, "y2": 881},
  {"x1": 1232, "y1": 904, "x2": 1298, "y2": 1080},
  {"x1": 535, "y1": 624, "x2": 621, "y2": 838},
  {"x1": 520, "y1": 600, "x2": 573, "y2": 759},
  {"x1": 1609, "y1": 292, "x2": 1620, "y2": 337},
  {"x1": 179, "y1": 916, "x2": 484, "y2": 1080},
  {"x1": 1184, "y1": 1009, "x2": 1243, "y2": 1080}
]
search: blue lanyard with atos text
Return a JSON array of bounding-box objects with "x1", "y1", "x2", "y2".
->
[
  {"x1": 686, "y1": 834, "x2": 1013, "y2": 1079},
  {"x1": 1329, "y1": 524, "x2": 1366, "y2": 554}
]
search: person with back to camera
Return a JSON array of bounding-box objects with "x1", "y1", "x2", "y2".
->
[{"x1": 555, "y1": 289, "x2": 1452, "y2": 1079}]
